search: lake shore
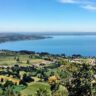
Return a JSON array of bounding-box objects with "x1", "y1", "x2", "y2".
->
[{"x1": 0, "y1": 34, "x2": 96, "y2": 56}]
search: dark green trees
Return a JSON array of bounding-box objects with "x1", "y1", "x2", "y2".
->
[{"x1": 66, "y1": 64, "x2": 92, "y2": 96}]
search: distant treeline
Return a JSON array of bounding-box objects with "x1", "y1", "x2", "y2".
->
[{"x1": 0, "y1": 49, "x2": 92, "y2": 58}]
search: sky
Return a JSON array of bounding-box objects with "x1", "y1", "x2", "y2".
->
[{"x1": 0, "y1": 0, "x2": 96, "y2": 32}]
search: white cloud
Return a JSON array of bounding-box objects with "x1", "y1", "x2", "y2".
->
[
  {"x1": 59, "y1": 0, "x2": 79, "y2": 4},
  {"x1": 82, "y1": 4, "x2": 96, "y2": 11},
  {"x1": 58, "y1": 0, "x2": 96, "y2": 11},
  {"x1": 59, "y1": 0, "x2": 89, "y2": 4}
]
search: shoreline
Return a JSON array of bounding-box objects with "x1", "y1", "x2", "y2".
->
[{"x1": 0, "y1": 49, "x2": 94, "y2": 58}]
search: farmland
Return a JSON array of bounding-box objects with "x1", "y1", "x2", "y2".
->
[{"x1": 0, "y1": 50, "x2": 95, "y2": 96}]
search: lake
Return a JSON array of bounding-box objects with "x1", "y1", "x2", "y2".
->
[{"x1": 0, "y1": 35, "x2": 96, "y2": 56}]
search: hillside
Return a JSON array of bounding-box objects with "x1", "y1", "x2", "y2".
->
[{"x1": 0, "y1": 33, "x2": 48, "y2": 43}]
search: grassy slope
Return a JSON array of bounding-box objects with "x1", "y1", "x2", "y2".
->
[
  {"x1": 20, "y1": 82, "x2": 68, "y2": 96},
  {"x1": 0, "y1": 54, "x2": 47, "y2": 66},
  {"x1": 21, "y1": 82, "x2": 51, "y2": 96}
]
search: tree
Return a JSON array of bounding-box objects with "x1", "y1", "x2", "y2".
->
[
  {"x1": 1, "y1": 78, "x2": 4, "y2": 82},
  {"x1": 20, "y1": 73, "x2": 34, "y2": 86},
  {"x1": 22, "y1": 74, "x2": 33, "y2": 82},
  {"x1": 66, "y1": 64, "x2": 92, "y2": 96},
  {"x1": 35, "y1": 88, "x2": 50, "y2": 96},
  {"x1": 26, "y1": 60, "x2": 30, "y2": 64},
  {"x1": 48, "y1": 75, "x2": 60, "y2": 95},
  {"x1": 16, "y1": 57, "x2": 20, "y2": 63},
  {"x1": 12, "y1": 65, "x2": 20, "y2": 78},
  {"x1": 4, "y1": 81, "x2": 14, "y2": 88}
]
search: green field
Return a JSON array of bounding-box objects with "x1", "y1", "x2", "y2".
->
[
  {"x1": 0, "y1": 54, "x2": 48, "y2": 66},
  {"x1": 21, "y1": 82, "x2": 51, "y2": 96}
]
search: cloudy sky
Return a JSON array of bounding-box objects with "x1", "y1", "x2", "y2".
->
[{"x1": 0, "y1": 0, "x2": 96, "y2": 32}]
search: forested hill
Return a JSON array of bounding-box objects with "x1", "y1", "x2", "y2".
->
[{"x1": 0, "y1": 33, "x2": 48, "y2": 43}]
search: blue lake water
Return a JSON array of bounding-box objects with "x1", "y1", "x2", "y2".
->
[{"x1": 0, "y1": 35, "x2": 96, "y2": 56}]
